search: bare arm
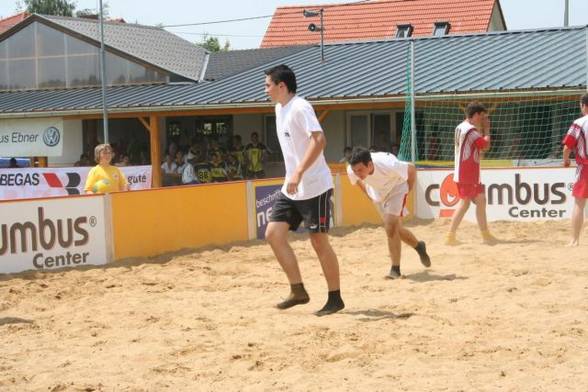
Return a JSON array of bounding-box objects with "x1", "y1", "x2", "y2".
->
[
  {"x1": 481, "y1": 117, "x2": 491, "y2": 151},
  {"x1": 563, "y1": 145, "x2": 572, "y2": 167},
  {"x1": 356, "y1": 179, "x2": 370, "y2": 198},
  {"x1": 406, "y1": 163, "x2": 416, "y2": 191},
  {"x1": 287, "y1": 131, "x2": 326, "y2": 195}
]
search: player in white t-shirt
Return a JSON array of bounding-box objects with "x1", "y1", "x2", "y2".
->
[
  {"x1": 562, "y1": 93, "x2": 588, "y2": 246},
  {"x1": 347, "y1": 147, "x2": 431, "y2": 279},
  {"x1": 263, "y1": 64, "x2": 344, "y2": 317}
]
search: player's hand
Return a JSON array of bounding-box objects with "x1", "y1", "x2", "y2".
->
[
  {"x1": 287, "y1": 171, "x2": 302, "y2": 195},
  {"x1": 564, "y1": 158, "x2": 571, "y2": 167},
  {"x1": 482, "y1": 117, "x2": 491, "y2": 134}
]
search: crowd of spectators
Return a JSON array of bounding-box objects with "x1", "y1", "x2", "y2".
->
[{"x1": 161, "y1": 133, "x2": 271, "y2": 186}]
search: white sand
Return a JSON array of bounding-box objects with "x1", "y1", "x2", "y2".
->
[{"x1": 1, "y1": 220, "x2": 587, "y2": 391}]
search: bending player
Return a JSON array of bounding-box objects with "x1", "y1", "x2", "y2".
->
[
  {"x1": 562, "y1": 93, "x2": 588, "y2": 246},
  {"x1": 446, "y1": 101, "x2": 497, "y2": 245},
  {"x1": 347, "y1": 147, "x2": 431, "y2": 279}
]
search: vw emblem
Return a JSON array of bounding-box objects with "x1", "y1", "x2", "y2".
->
[{"x1": 43, "y1": 127, "x2": 61, "y2": 147}]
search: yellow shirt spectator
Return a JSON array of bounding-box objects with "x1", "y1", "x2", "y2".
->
[
  {"x1": 84, "y1": 164, "x2": 128, "y2": 193},
  {"x1": 84, "y1": 143, "x2": 129, "y2": 194}
]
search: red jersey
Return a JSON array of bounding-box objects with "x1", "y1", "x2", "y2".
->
[
  {"x1": 562, "y1": 114, "x2": 588, "y2": 165},
  {"x1": 453, "y1": 120, "x2": 489, "y2": 184}
]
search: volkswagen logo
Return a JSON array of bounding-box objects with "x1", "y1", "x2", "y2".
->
[{"x1": 43, "y1": 127, "x2": 60, "y2": 147}]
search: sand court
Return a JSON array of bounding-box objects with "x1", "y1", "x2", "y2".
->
[{"x1": 0, "y1": 219, "x2": 587, "y2": 391}]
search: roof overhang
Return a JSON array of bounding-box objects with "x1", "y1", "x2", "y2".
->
[{"x1": 0, "y1": 88, "x2": 585, "y2": 120}]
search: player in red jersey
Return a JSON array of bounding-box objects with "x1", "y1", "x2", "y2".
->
[
  {"x1": 562, "y1": 94, "x2": 588, "y2": 246},
  {"x1": 446, "y1": 101, "x2": 497, "y2": 245}
]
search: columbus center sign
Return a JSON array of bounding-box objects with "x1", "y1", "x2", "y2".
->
[
  {"x1": 0, "y1": 196, "x2": 111, "y2": 274},
  {"x1": 416, "y1": 168, "x2": 577, "y2": 221},
  {"x1": 0, "y1": 118, "x2": 64, "y2": 157}
]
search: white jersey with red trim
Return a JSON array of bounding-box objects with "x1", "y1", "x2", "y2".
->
[
  {"x1": 562, "y1": 114, "x2": 588, "y2": 165},
  {"x1": 453, "y1": 120, "x2": 485, "y2": 184}
]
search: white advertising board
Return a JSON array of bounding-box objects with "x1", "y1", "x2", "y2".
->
[
  {"x1": 416, "y1": 168, "x2": 577, "y2": 221},
  {"x1": 0, "y1": 195, "x2": 111, "y2": 274},
  {"x1": 0, "y1": 118, "x2": 64, "y2": 157},
  {"x1": 0, "y1": 165, "x2": 151, "y2": 200}
]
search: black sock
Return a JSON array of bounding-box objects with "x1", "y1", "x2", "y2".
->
[
  {"x1": 414, "y1": 241, "x2": 431, "y2": 267},
  {"x1": 276, "y1": 283, "x2": 310, "y2": 310},
  {"x1": 291, "y1": 283, "x2": 307, "y2": 296},
  {"x1": 391, "y1": 265, "x2": 401, "y2": 275},
  {"x1": 315, "y1": 290, "x2": 345, "y2": 317}
]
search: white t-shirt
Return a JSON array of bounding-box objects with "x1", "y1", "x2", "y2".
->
[
  {"x1": 181, "y1": 163, "x2": 196, "y2": 184},
  {"x1": 161, "y1": 161, "x2": 178, "y2": 175},
  {"x1": 275, "y1": 95, "x2": 333, "y2": 200},
  {"x1": 347, "y1": 152, "x2": 409, "y2": 203}
]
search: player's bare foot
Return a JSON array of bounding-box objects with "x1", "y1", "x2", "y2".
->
[
  {"x1": 566, "y1": 240, "x2": 579, "y2": 247},
  {"x1": 481, "y1": 231, "x2": 498, "y2": 245},
  {"x1": 445, "y1": 233, "x2": 459, "y2": 246}
]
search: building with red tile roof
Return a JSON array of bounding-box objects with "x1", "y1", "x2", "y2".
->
[
  {"x1": 0, "y1": 12, "x2": 29, "y2": 34},
  {"x1": 261, "y1": 0, "x2": 506, "y2": 48}
]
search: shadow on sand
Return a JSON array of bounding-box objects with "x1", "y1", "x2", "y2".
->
[{"x1": 343, "y1": 309, "x2": 414, "y2": 322}]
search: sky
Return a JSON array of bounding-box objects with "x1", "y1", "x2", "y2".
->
[{"x1": 1, "y1": 0, "x2": 588, "y2": 49}]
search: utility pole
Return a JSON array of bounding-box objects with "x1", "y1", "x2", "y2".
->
[{"x1": 99, "y1": 0, "x2": 109, "y2": 144}]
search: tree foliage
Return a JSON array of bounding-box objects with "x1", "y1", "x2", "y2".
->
[
  {"x1": 23, "y1": 0, "x2": 76, "y2": 16},
  {"x1": 198, "y1": 34, "x2": 230, "y2": 52}
]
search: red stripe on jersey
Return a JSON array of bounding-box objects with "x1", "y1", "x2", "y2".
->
[
  {"x1": 563, "y1": 134, "x2": 577, "y2": 148},
  {"x1": 457, "y1": 129, "x2": 481, "y2": 184},
  {"x1": 474, "y1": 136, "x2": 489, "y2": 149}
]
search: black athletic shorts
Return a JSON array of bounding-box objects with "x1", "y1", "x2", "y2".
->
[{"x1": 269, "y1": 189, "x2": 333, "y2": 233}]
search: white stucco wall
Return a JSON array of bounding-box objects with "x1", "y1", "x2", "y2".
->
[{"x1": 48, "y1": 119, "x2": 83, "y2": 166}]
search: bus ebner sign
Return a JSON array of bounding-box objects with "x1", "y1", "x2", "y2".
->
[{"x1": 0, "y1": 118, "x2": 64, "y2": 157}]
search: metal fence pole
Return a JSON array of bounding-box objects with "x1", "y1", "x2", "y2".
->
[
  {"x1": 410, "y1": 39, "x2": 417, "y2": 163},
  {"x1": 99, "y1": 0, "x2": 109, "y2": 144},
  {"x1": 585, "y1": 26, "x2": 588, "y2": 92}
]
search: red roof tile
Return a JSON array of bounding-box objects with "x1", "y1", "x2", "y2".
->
[
  {"x1": 0, "y1": 12, "x2": 29, "y2": 34},
  {"x1": 261, "y1": 0, "x2": 502, "y2": 48}
]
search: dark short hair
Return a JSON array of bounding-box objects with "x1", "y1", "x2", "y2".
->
[
  {"x1": 343, "y1": 146, "x2": 352, "y2": 153},
  {"x1": 349, "y1": 146, "x2": 372, "y2": 166},
  {"x1": 581, "y1": 94, "x2": 588, "y2": 107},
  {"x1": 465, "y1": 101, "x2": 487, "y2": 118},
  {"x1": 264, "y1": 64, "x2": 297, "y2": 94}
]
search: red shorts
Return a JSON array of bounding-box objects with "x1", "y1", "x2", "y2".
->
[
  {"x1": 457, "y1": 183, "x2": 485, "y2": 199},
  {"x1": 573, "y1": 165, "x2": 588, "y2": 198}
]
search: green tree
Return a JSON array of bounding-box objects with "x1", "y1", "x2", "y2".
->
[
  {"x1": 23, "y1": 0, "x2": 76, "y2": 16},
  {"x1": 75, "y1": 2, "x2": 110, "y2": 18},
  {"x1": 198, "y1": 34, "x2": 230, "y2": 52}
]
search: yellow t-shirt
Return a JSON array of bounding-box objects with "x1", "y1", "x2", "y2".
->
[{"x1": 84, "y1": 164, "x2": 128, "y2": 194}]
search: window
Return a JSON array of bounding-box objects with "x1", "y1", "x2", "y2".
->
[
  {"x1": 0, "y1": 21, "x2": 169, "y2": 91},
  {"x1": 396, "y1": 24, "x2": 413, "y2": 38},
  {"x1": 264, "y1": 115, "x2": 283, "y2": 161},
  {"x1": 38, "y1": 57, "x2": 66, "y2": 88},
  {"x1": 433, "y1": 22, "x2": 450, "y2": 37}
]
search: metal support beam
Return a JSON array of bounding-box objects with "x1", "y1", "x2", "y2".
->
[{"x1": 410, "y1": 40, "x2": 417, "y2": 163}]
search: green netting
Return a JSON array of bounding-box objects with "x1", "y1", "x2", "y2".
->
[
  {"x1": 398, "y1": 94, "x2": 581, "y2": 165},
  {"x1": 397, "y1": 45, "x2": 413, "y2": 162}
]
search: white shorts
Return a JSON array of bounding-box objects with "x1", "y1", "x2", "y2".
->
[{"x1": 376, "y1": 191, "x2": 408, "y2": 217}]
